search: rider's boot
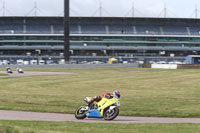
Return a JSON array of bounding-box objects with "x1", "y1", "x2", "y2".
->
[{"x1": 87, "y1": 100, "x2": 94, "y2": 109}]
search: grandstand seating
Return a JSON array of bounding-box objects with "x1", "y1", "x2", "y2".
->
[
  {"x1": 81, "y1": 24, "x2": 106, "y2": 34},
  {"x1": 26, "y1": 24, "x2": 51, "y2": 34},
  {"x1": 136, "y1": 25, "x2": 161, "y2": 35},
  {"x1": 70, "y1": 25, "x2": 79, "y2": 34},
  {"x1": 1, "y1": 17, "x2": 200, "y2": 62},
  {"x1": 189, "y1": 26, "x2": 200, "y2": 35},
  {"x1": 53, "y1": 25, "x2": 64, "y2": 34},
  {"x1": 0, "y1": 23, "x2": 199, "y2": 35},
  {"x1": 0, "y1": 24, "x2": 23, "y2": 34},
  {"x1": 109, "y1": 25, "x2": 133, "y2": 34},
  {"x1": 162, "y1": 26, "x2": 188, "y2": 35}
]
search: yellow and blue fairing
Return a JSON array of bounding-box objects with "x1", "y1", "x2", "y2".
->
[{"x1": 87, "y1": 97, "x2": 119, "y2": 118}]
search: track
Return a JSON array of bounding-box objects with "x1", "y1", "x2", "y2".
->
[
  {"x1": 0, "y1": 110, "x2": 200, "y2": 123},
  {"x1": 0, "y1": 71, "x2": 72, "y2": 77}
]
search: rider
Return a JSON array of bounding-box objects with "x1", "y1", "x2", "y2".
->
[{"x1": 87, "y1": 90, "x2": 120, "y2": 108}]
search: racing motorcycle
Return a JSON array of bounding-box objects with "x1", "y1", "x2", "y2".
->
[
  {"x1": 16, "y1": 68, "x2": 24, "y2": 73},
  {"x1": 6, "y1": 67, "x2": 13, "y2": 74},
  {"x1": 75, "y1": 96, "x2": 120, "y2": 120}
]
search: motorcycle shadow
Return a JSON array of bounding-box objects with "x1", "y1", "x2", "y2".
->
[{"x1": 77, "y1": 117, "x2": 138, "y2": 123}]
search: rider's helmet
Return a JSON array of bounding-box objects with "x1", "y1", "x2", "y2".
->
[{"x1": 113, "y1": 90, "x2": 120, "y2": 99}]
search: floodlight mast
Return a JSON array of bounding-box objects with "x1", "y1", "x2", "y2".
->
[{"x1": 64, "y1": 0, "x2": 70, "y2": 62}]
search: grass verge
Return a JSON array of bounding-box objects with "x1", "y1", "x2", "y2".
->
[
  {"x1": 0, "y1": 73, "x2": 7, "y2": 76},
  {"x1": 0, "y1": 120, "x2": 200, "y2": 133},
  {"x1": 0, "y1": 68, "x2": 200, "y2": 117}
]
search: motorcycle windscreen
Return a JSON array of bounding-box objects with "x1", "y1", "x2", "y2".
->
[{"x1": 87, "y1": 109, "x2": 103, "y2": 118}]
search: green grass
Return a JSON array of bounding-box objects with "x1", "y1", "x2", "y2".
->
[
  {"x1": 0, "y1": 68, "x2": 200, "y2": 117},
  {"x1": 0, "y1": 73, "x2": 7, "y2": 76},
  {"x1": 0, "y1": 120, "x2": 200, "y2": 133}
]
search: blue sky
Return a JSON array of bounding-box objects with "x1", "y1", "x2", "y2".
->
[{"x1": 0, "y1": 0, "x2": 199, "y2": 18}]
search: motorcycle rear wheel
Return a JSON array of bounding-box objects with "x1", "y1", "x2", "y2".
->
[
  {"x1": 75, "y1": 106, "x2": 87, "y2": 119},
  {"x1": 103, "y1": 107, "x2": 119, "y2": 120}
]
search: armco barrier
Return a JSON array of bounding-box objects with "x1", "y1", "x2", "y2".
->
[{"x1": 177, "y1": 64, "x2": 200, "y2": 69}]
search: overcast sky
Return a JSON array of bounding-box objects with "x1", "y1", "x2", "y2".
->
[{"x1": 0, "y1": 0, "x2": 200, "y2": 18}]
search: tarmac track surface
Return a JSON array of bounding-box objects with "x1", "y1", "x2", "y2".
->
[
  {"x1": 0, "y1": 71, "x2": 72, "y2": 77},
  {"x1": 0, "y1": 110, "x2": 200, "y2": 123}
]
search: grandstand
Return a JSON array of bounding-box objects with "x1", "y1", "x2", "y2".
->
[{"x1": 0, "y1": 16, "x2": 200, "y2": 63}]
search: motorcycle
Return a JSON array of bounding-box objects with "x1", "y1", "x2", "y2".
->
[
  {"x1": 6, "y1": 67, "x2": 13, "y2": 74},
  {"x1": 16, "y1": 68, "x2": 24, "y2": 73},
  {"x1": 75, "y1": 96, "x2": 120, "y2": 120}
]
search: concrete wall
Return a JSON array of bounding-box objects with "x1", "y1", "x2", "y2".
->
[{"x1": 151, "y1": 64, "x2": 177, "y2": 69}]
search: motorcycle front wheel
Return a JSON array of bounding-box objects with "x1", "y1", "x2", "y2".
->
[
  {"x1": 103, "y1": 107, "x2": 119, "y2": 120},
  {"x1": 75, "y1": 106, "x2": 87, "y2": 119}
]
